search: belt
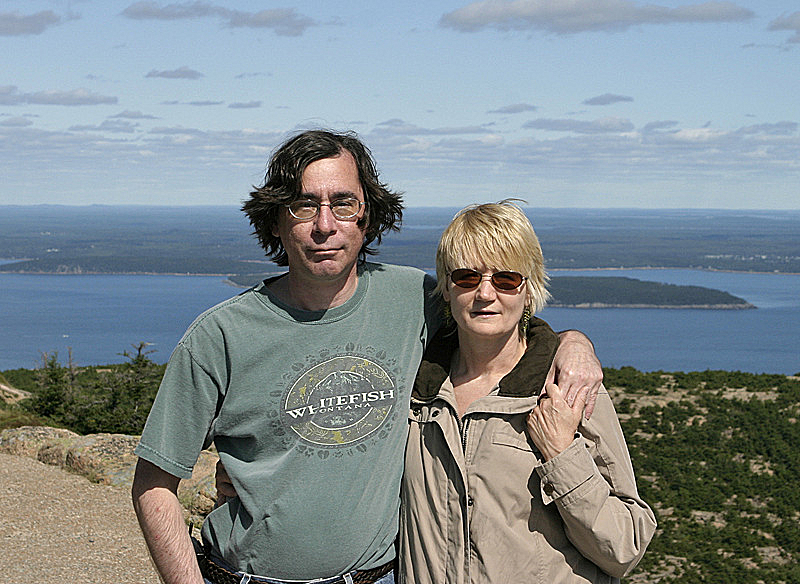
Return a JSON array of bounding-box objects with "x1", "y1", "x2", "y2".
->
[{"x1": 196, "y1": 547, "x2": 394, "y2": 584}]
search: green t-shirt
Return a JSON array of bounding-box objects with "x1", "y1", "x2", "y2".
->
[{"x1": 135, "y1": 262, "x2": 439, "y2": 579}]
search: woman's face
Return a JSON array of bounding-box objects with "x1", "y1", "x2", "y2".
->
[{"x1": 444, "y1": 263, "x2": 528, "y2": 341}]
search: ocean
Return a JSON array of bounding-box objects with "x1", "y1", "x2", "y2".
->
[{"x1": 1, "y1": 268, "x2": 798, "y2": 375}]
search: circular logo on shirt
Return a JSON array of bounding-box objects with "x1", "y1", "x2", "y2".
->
[{"x1": 281, "y1": 355, "x2": 397, "y2": 447}]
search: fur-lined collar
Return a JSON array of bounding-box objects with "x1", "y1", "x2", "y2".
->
[{"x1": 412, "y1": 316, "x2": 559, "y2": 401}]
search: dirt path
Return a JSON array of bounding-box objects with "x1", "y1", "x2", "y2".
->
[
  {"x1": 0, "y1": 452, "x2": 161, "y2": 583},
  {"x1": 0, "y1": 381, "x2": 31, "y2": 403}
]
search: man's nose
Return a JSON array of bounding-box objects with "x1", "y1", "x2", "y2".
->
[{"x1": 313, "y1": 203, "x2": 337, "y2": 232}]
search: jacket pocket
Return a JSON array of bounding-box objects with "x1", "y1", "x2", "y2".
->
[{"x1": 491, "y1": 420, "x2": 536, "y2": 453}]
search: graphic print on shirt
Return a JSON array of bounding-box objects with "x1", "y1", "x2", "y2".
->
[{"x1": 277, "y1": 345, "x2": 399, "y2": 454}]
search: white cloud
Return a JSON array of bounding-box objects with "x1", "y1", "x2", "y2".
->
[
  {"x1": 488, "y1": 103, "x2": 538, "y2": 114},
  {"x1": 440, "y1": 0, "x2": 754, "y2": 34},
  {"x1": 122, "y1": 1, "x2": 219, "y2": 20},
  {"x1": 145, "y1": 66, "x2": 204, "y2": 79},
  {"x1": 234, "y1": 72, "x2": 268, "y2": 79},
  {"x1": 736, "y1": 121, "x2": 798, "y2": 136},
  {"x1": 229, "y1": 101, "x2": 262, "y2": 109},
  {"x1": 0, "y1": 10, "x2": 62, "y2": 36},
  {"x1": 669, "y1": 127, "x2": 727, "y2": 142},
  {"x1": 584, "y1": 93, "x2": 634, "y2": 106},
  {"x1": 375, "y1": 118, "x2": 491, "y2": 136},
  {"x1": 768, "y1": 11, "x2": 800, "y2": 43},
  {"x1": 121, "y1": 2, "x2": 314, "y2": 36},
  {"x1": 148, "y1": 125, "x2": 207, "y2": 137},
  {"x1": 225, "y1": 8, "x2": 313, "y2": 36},
  {"x1": 642, "y1": 120, "x2": 679, "y2": 132},
  {"x1": 2, "y1": 117, "x2": 797, "y2": 207},
  {"x1": 0, "y1": 116, "x2": 33, "y2": 127},
  {"x1": 523, "y1": 117, "x2": 636, "y2": 133},
  {"x1": 69, "y1": 120, "x2": 140, "y2": 134},
  {"x1": 0, "y1": 86, "x2": 118, "y2": 106},
  {"x1": 110, "y1": 110, "x2": 159, "y2": 119}
]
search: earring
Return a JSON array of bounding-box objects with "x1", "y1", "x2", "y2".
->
[
  {"x1": 443, "y1": 303, "x2": 453, "y2": 326},
  {"x1": 519, "y1": 306, "x2": 532, "y2": 337}
]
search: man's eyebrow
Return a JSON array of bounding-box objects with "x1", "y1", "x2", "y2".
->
[{"x1": 298, "y1": 191, "x2": 359, "y2": 199}]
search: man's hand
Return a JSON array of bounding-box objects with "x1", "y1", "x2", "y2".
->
[
  {"x1": 548, "y1": 329, "x2": 603, "y2": 419},
  {"x1": 214, "y1": 459, "x2": 237, "y2": 506},
  {"x1": 131, "y1": 459, "x2": 204, "y2": 584}
]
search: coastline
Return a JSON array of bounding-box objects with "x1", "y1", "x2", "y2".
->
[
  {"x1": 0, "y1": 267, "x2": 766, "y2": 309},
  {"x1": 548, "y1": 302, "x2": 755, "y2": 310},
  {"x1": 2, "y1": 265, "x2": 798, "y2": 276},
  {"x1": 548, "y1": 266, "x2": 800, "y2": 276}
]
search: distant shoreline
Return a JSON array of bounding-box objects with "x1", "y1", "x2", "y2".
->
[
  {"x1": 548, "y1": 266, "x2": 800, "y2": 276},
  {"x1": 2, "y1": 265, "x2": 798, "y2": 276},
  {"x1": 548, "y1": 302, "x2": 755, "y2": 310}
]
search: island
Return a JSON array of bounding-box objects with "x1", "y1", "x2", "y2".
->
[
  {"x1": 225, "y1": 273, "x2": 755, "y2": 310},
  {"x1": 546, "y1": 276, "x2": 754, "y2": 309}
]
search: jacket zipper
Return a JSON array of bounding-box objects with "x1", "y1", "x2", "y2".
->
[
  {"x1": 460, "y1": 416, "x2": 470, "y2": 454},
  {"x1": 460, "y1": 414, "x2": 472, "y2": 581}
]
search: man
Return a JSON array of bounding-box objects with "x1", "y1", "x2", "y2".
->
[{"x1": 132, "y1": 130, "x2": 602, "y2": 584}]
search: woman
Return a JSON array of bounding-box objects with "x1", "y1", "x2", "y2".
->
[{"x1": 399, "y1": 201, "x2": 656, "y2": 584}]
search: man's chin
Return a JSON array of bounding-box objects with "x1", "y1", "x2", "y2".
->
[{"x1": 307, "y1": 260, "x2": 355, "y2": 280}]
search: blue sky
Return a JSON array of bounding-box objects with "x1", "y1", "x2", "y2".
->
[{"x1": 1, "y1": 0, "x2": 798, "y2": 208}]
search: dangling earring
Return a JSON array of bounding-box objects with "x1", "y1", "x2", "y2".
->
[
  {"x1": 519, "y1": 306, "x2": 532, "y2": 337},
  {"x1": 443, "y1": 303, "x2": 453, "y2": 327}
]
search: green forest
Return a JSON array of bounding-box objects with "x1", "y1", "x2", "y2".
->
[
  {"x1": 2, "y1": 353, "x2": 799, "y2": 583},
  {"x1": 546, "y1": 276, "x2": 753, "y2": 308}
]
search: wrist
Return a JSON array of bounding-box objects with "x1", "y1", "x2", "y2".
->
[{"x1": 557, "y1": 329, "x2": 594, "y2": 350}]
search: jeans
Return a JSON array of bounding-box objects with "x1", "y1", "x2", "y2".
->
[{"x1": 203, "y1": 568, "x2": 395, "y2": 584}]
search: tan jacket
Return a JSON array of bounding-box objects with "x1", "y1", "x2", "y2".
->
[{"x1": 399, "y1": 319, "x2": 656, "y2": 584}]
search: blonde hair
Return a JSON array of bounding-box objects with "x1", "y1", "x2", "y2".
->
[{"x1": 434, "y1": 199, "x2": 550, "y2": 313}]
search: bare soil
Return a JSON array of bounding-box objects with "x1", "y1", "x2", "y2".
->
[{"x1": 0, "y1": 452, "x2": 161, "y2": 583}]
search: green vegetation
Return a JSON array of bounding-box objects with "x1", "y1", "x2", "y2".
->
[
  {"x1": 605, "y1": 367, "x2": 800, "y2": 583},
  {"x1": 2, "y1": 357, "x2": 799, "y2": 582},
  {"x1": 3, "y1": 343, "x2": 166, "y2": 434},
  {"x1": 3, "y1": 255, "x2": 264, "y2": 275},
  {"x1": 548, "y1": 276, "x2": 753, "y2": 307}
]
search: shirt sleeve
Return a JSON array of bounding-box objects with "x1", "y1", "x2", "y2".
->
[
  {"x1": 534, "y1": 387, "x2": 657, "y2": 578},
  {"x1": 134, "y1": 341, "x2": 222, "y2": 479},
  {"x1": 422, "y1": 273, "x2": 443, "y2": 344}
]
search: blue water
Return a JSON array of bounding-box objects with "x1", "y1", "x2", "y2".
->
[
  {"x1": 1, "y1": 269, "x2": 798, "y2": 374},
  {"x1": 0, "y1": 273, "x2": 240, "y2": 370},
  {"x1": 540, "y1": 269, "x2": 799, "y2": 375}
]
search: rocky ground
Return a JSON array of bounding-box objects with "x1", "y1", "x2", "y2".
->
[
  {"x1": 0, "y1": 452, "x2": 161, "y2": 583},
  {"x1": 0, "y1": 426, "x2": 219, "y2": 583}
]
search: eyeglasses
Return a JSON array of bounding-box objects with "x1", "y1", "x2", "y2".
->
[
  {"x1": 286, "y1": 197, "x2": 365, "y2": 221},
  {"x1": 449, "y1": 268, "x2": 526, "y2": 291}
]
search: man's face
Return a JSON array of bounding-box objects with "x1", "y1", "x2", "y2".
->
[{"x1": 273, "y1": 151, "x2": 367, "y2": 286}]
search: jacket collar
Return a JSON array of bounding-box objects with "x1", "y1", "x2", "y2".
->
[{"x1": 412, "y1": 316, "x2": 560, "y2": 401}]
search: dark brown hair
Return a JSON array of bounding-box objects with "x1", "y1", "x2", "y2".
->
[{"x1": 242, "y1": 129, "x2": 404, "y2": 266}]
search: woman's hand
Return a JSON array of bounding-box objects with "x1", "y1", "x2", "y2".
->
[{"x1": 526, "y1": 383, "x2": 589, "y2": 462}]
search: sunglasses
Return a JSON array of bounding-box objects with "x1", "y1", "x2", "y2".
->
[{"x1": 449, "y1": 268, "x2": 526, "y2": 291}]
